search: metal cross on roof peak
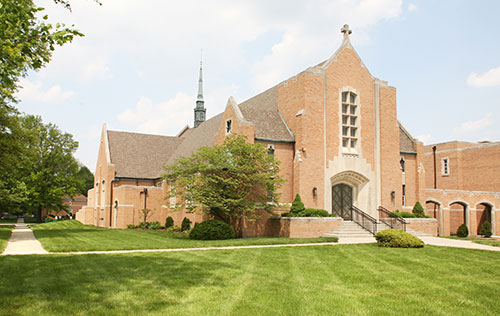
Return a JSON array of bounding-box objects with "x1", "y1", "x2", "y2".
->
[{"x1": 341, "y1": 24, "x2": 352, "y2": 38}]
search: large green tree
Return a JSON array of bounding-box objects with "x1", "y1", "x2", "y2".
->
[
  {"x1": 163, "y1": 135, "x2": 284, "y2": 235},
  {"x1": 75, "y1": 165, "x2": 94, "y2": 196},
  {"x1": 0, "y1": 0, "x2": 84, "y2": 107},
  {"x1": 20, "y1": 115, "x2": 80, "y2": 221}
]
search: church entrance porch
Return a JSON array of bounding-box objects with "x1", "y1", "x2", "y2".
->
[{"x1": 332, "y1": 184, "x2": 353, "y2": 220}]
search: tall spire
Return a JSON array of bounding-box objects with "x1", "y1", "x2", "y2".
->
[
  {"x1": 197, "y1": 60, "x2": 204, "y2": 102},
  {"x1": 194, "y1": 53, "x2": 206, "y2": 128}
]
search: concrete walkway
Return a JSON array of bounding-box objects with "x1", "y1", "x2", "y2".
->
[
  {"x1": 420, "y1": 236, "x2": 500, "y2": 252},
  {"x1": 2, "y1": 219, "x2": 47, "y2": 255}
]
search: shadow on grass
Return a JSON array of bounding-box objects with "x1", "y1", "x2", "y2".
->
[{"x1": 0, "y1": 252, "x2": 232, "y2": 315}]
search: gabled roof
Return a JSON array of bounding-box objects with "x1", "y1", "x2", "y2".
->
[
  {"x1": 107, "y1": 130, "x2": 184, "y2": 179},
  {"x1": 166, "y1": 113, "x2": 224, "y2": 166},
  {"x1": 398, "y1": 121, "x2": 417, "y2": 153},
  {"x1": 238, "y1": 86, "x2": 294, "y2": 142}
]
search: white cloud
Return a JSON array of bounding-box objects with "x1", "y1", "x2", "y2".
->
[
  {"x1": 467, "y1": 66, "x2": 500, "y2": 87},
  {"x1": 17, "y1": 79, "x2": 74, "y2": 103},
  {"x1": 81, "y1": 57, "x2": 112, "y2": 81},
  {"x1": 408, "y1": 3, "x2": 418, "y2": 12},
  {"x1": 416, "y1": 134, "x2": 433, "y2": 145},
  {"x1": 453, "y1": 112, "x2": 493, "y2": 134},
  {"x1": 118, "y1": 93, "x2": 193, "y2": 135}
]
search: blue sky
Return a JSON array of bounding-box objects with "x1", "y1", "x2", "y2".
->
[{"x1": 15, "y1": 0, "x2": 500, "y2": 171}]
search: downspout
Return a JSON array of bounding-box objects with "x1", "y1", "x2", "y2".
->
[
  {"x1": 109, "y1": 179, "x2": 117, "y2": 227},
  {"x1": 432, "y1": 146, "x2": 437, "y2": 189},
  {"x1": 143, "y1": 188, "x2": 148, "y2": 209}
]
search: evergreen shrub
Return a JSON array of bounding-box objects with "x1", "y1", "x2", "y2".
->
[
  {"x1": 375, "y1": 229, "x2": 424, "y2": 248},
  {"x1": 390, "y1": 211, "x2": 416, "y2": 218},
  {"x1": 290, "y1": 194, "x2": 305, "y2": 215},
  {"x1": 189, "y1": 220, "x2": 235, "y2": 240},
  {"x1": 181, "y1": 217, "x2": 192, "y2": 231},
  {"x1": 138, "y1": 222, "x2": 150, "y2": 229},
  {"x1": 457, "y1": 224, "x2": 469, "y2": 237},
  {"x1": 165, "y1": 216, "x2": 174, "y2": 228},
  {"x1": 298, "y1": 208, "x2": 330, "y2": 217},
  {"x1": 412, "y1": 202, "x2": 427, "y2": 218},
  {"x1": 479, "y1": 221, "x2": 492, "y2": 237},
  {"x1": 149, "y1": 221, "x2": 162, "y2": 230}
]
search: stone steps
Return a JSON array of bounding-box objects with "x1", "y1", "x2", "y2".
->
[{"x1": 323, "y1": 221, "x2": 374, "y2": 238}]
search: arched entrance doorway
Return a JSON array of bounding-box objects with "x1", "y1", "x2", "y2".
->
[
  {"x1": 332, "y1": 184, "x2": 353, "y2": 220},
  {"x1": 476, "y1": 203, "x2": 492, "y2": 235},
  {"x1": 449, "y1": 201, "x2": 467, "y2": 236}
]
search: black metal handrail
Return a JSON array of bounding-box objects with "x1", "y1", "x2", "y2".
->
[
  {"x1": 351, "y1": 206, "x2": 378, "y2": 235},
  {"x1": 378, "y1": 206, "x2": 406, "y2": 232}
]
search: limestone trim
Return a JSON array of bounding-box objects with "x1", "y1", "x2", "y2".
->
[
  {"x1": 227, "y1": 96, "x2": 253, "y2": 126},
  {"x1": 426, "y1": 188, "x2": 500, "y2": 196},
  {"x1": 374, "y1": 81, "x2": 381, "y2": 208},
  {"x1": 103, "y1": 124, "x2": 113, "y2": 166}
]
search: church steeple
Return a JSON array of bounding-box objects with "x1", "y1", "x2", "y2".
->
[{"x1": 194, "y1": 59, "x2": 206, "y2": 128}]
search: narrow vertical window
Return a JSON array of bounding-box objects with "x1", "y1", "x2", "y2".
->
[
  {"x1": 441, "y1": 158, "x2": 449, "y2": 176},
  {"x1": 402, "y1": 184, "x2": 406, "y2": 206},
  {"x1": 225, "y1": 119, "x2": 232, "y2": 135},
  {"x1": 400, "y1": 157, "x2": 405, "y2": 173},
  {"x1": 341, "y1": 90, "x2": 359, "y2": 154}
]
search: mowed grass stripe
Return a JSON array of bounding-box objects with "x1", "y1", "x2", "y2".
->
[
  {"x1": 0, "y1": 226, "x2": 14, "y2": 253},
  {"x1": 31, "y1": 220, "x2": 338, "y2": 252},
  {"x1": 1, "y1": 245, "x2": 500, "y2": 315}
]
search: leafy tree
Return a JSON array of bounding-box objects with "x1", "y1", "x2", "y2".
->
[
  {"x1": 76, "y1": 165, "x2": 94, "y2": 196},
  {"x1": 163, "y1": 135, "x2": 284, "y2": 235},
  {"x1": 139, "y1": 208, "x2": 153, "y2": 223},
  {"x1": 0, "y1": 0, "x2": 84, "y2": 107},
  {"x1": 20, "y1": 115, "x2": 80, "y2": 221}
]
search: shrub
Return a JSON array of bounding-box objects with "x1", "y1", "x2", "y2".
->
[
  {"x1": 138, "y1": 222, "x2": 150, "y2": 229},
  {"x1": 457, "y1": 224, "x2": 469, "y2": 237},
  {"x1": 298, "y1": 208, "x2": 330, "y2": 217},
  {"x1": 189, "y1": 220, "x2": 235, "y2": 240},
  {"x1": 181, "y1": 217, "x2": 192, "y2": 231},
  {"x1": 165, "y1": 216, "x2": 174, "y2": 228},
  {"x1": 167, "y1": 225, "x2": 182, "y2": 232},
  {"x1": 149, "y1": 221, "x2": 162, "y2": 230},
  {"x1": 479, "y1": 221, "x2": 492, "y2": 237},
  {"x1": 412, "y1": 202, "x2": 426, "y2": 218},
  {"x1": 375, "y1": 229, "x2": 424, "y2": 248},
  {"x1": 127, "y1": 224, "x2": 137, "y2": 229},
  {"x1": 280, "y1": 212, "x2": 290, "y2": 217},
  {"x1": 391, "y1": 211, "x2": 415, "y2": 218},
  {"x1": 290, "y1": 194, "x2": 305, "y2": 215}
]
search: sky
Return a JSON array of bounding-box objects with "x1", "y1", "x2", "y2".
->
[{"x1": 15, "y1": 0, "x2": 500, "y2": 171}]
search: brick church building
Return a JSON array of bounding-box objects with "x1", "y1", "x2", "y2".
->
[{"x1": 77, "y1": 25, "x2": 500, "y2": 237}]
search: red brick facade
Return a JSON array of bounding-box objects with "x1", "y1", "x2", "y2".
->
[{"x1": 76, "y1": 27, "x2": 499, "y2": 238}]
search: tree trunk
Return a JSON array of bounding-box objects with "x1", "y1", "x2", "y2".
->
[{"x1": 37, "y1": 206, "x2": 42, "y2": 223}]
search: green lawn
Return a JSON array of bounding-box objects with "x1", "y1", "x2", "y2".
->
[
  {"x1": 0, "y1": 244, "x2": 499, "y2": 315},
  {"x1": 31, "y1": 220, "x2": 338, "y2": 252},
  {"x1": 443, "y1": 236, "x2": 500, "y2": 247},
  {"x1": 0, "y1": 226, "x2": 14, "y2": 253}
]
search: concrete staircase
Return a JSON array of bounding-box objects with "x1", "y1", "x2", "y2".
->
[{"x1": 323, "y1": 221, "x2": 374, "y2": 238}]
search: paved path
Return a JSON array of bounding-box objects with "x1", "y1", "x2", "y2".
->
[
  {"x1": 2, "y1": 219, "x2": 48, "y2": 255},
  {"x1": 420, "y1": 236, "x2": 500, "y2": 252}
]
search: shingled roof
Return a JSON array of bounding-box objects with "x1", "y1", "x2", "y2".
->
[
  {"x1": 166, "y1": 113, "x2": 224, "y2": 166},
  {"x1": 398, "y1": 122, "x2": 417, "y2": 153},
  {"x1": 238, "y1": 86, "x2": 294, "y2": 142},
  {"x1": 107, "y1": 130, "x2": 184, "y2": 179}
]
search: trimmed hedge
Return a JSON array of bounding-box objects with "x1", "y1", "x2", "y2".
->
[
  {"x1": 375, "y1": 229, "x2": 424, "y2": 248},
  {"x1": 390, "y1": 211, "x2": 415, "y2": 218},
  {"x1": 457, "y1": 224, "x2": 469, "y2": 237},
  {"x1": 181, "y1": 217, "x2": 192, "y2": 231},
  {"x1": 282, "y1": 208, "x2": 332, "y2": 217},
  {"x1": 479, "y1": 221, "x2": 492, "y2": 237},
  {"x1": 165, "y1": 216, "x2": 174, "y2": 228},
  {"x1": 189, "y1": 220, "x2": 235, "y2": 240}
]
